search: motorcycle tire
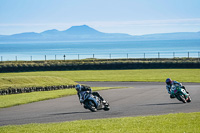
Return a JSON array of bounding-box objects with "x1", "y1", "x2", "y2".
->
[
  {"x1": 103, "y1": 103, "x2": 110, "y2": 111},
  {"x1": 103, "y1": 106, "x2": 110, "y2": 111},
  {"x1": 85, "y1": 100, "x2": 97, "y2": 112},
  {"x1": 180, "y1": 95, "x2": 187, "y2": 103}
]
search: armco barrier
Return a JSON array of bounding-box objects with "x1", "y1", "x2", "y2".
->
[{"x1": 0, "y1": 85, "x2": 75, "y2": 95}]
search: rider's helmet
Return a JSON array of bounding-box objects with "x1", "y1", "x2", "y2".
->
[
  {"x1": 166, "y1": 78, "x2": 172, "y2": 85},
  {"x1": 75, "y1": 84, "x2": 82, "y2": 92}
]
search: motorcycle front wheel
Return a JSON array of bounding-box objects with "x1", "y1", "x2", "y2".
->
[
  {"x1": 179, "y1": 95, "x2": 187, "y2": 103},
  {"x1": 85, "y1": 100, "x2": 97, "y2": 112},
  {"x1": 187, "y1": 96, "x2": 191, "y2": 103},
  {"x1": 103, "y1": 102, "x2": 110, "y2": 111}
]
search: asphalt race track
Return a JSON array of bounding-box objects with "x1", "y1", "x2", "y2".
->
[{"x1": 0, "y1": 82, "x2": 200, "y2": 126}]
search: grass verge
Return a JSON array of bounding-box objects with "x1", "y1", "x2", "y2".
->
[
  {"x1": 0, "y1": 69, "x2": 200, "y2": 88},
  {"x1": 0, "y1": 112, "x2": 199, "y2": 133},
  {"x1": 0, "y1": 76, "x2": 76, "y2": 90},
  {"x1": 0, "y1": 87, "x2": 120, "y2": 108}
]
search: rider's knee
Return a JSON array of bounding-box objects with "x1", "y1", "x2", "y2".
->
[
  {"x1": 92, "y1": 92, "x2": 100, "y2": 96},
  {"x1": 170, "y1": 94, "x2": 175, "y2": 99}
]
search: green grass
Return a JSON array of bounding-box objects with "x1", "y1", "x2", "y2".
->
[
  {"x1": 0, "y1": 69, "x2": 199, "y2": 87},
  {"x1": 65, "y1": 69, "x2": 200, "y2": 82},
  {"x1": 0, "y1": 87, "x2": 119, "y2": 108},
  {"x1": 0, "y1": 76, "x2": 76, "y2": 90},
  {"x1": 0, "y1": 112, "x2": 199, "y2": 133}
]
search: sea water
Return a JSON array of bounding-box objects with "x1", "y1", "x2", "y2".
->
[{"x1": 0, "y1": 40, "x2": 200, "y2": 61}]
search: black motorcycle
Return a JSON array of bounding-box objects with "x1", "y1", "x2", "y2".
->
[{"x1": 79, "y1": 91, "x2": 110, "y2": 112}]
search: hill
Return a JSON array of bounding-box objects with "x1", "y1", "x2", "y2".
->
[
  {"x1": 0, "y1": 25, "x2": 200, "y2": 42},
  {"x1": 0, "y1": 25, "x2": 133, "y2": 42}
]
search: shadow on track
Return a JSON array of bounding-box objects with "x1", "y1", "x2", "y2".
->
[
  {"x1": 49, "y1": 111, "x2": 91, "y2": 116},
  {"x1": 140, "y1": 102, "x2": 183, "y2": 106}
]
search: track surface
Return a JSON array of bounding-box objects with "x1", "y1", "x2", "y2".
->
[{"x1": 0, "y1": 82, "x2": 200, "y2": 126}]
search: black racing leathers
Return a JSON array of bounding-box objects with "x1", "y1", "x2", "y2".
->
[{"x1": 77, "y1": 86, "x2": 104, "y2": 103}]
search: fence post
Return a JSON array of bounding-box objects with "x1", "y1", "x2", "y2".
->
[
  {"x1": 30, "y1": 56, "x2": 32, "y2": 61},
  {"x1": 1, "y1": 56, "x2": 2, "y2": 62},
  {"x1": 45, "y1": 55, "x2": 46, "y2": 61},
  {"x1": 158, "y1": 52, "x2": 160, "y2": 58},
  {"x1": 15, "y1": 56, "x2": 17, "y2": 61},
  {"x1": 109, "y1": 54, "x2": 111, "y2": 59},
  {"x1": 127, "y1": 53, "x2": 128, "y2": 59},
  {"x1": 144, "y1": 53, "x2": 145, "y2": 59},
  {"x1": 188, "y1": 52, "x2": 189, "y2": 58},
  {"x1": 63, "y1": 55, "x2": 66, "y2": 61},
  {"x1": 173, "y1": 52, "x2": 175, "y2": 58},
  {"x1": 55, "y1": 55, "x2": 56, "y2": 60},
  {"x1": 78, "y1": 54, "x2": 79, "y2": 60}
]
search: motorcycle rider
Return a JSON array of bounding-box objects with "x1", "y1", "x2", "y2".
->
[
  {"x1": 75, "y1": 84, "x2": 106, "y2": 104},
  {"x1": 165, "y1": 78, "x2": 188, "y2": 98}
]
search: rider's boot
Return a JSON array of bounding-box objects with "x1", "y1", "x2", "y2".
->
[
  {"x1": 99, "y1": 97, "x2": 107, "y2": 104},
  {"x1": 92, "y1": 92, "x2": 107, "y2": 105},
  {"x1": 102, "y1": 100, "x2": 107, "y2": 104}
]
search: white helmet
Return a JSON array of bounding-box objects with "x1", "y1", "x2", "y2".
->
[{"x1": 75, "y1": 84, "x2": 82, "y2": 92}]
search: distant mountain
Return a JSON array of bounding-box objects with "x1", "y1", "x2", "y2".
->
[
  {"x1": 134, "y1": 32, "x2": 200, "y2": 40},
  {"x1": 0, "y1": 25, "x2": 200, "y2": 42},
  {"x1": 0, "y1": 32, "x2": 43, "y2": 41},
  {"x1": 41, "y1": 29, "x2": 61, "y2": 35},
  {"x1": 63, "y1": 25, "x2": 103, "y2": 35}
]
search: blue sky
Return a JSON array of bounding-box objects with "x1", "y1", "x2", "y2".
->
[{"x1": 0, "y1": 0, "x2": 200, "y2": 35}]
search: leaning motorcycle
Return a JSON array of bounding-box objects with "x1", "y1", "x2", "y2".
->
[
  {"x1": 171, "y1": 86, "x2": 191, "y2": 103},
  {"x1": 79, "y1": 91, "x2": 110, "y2": 112}
]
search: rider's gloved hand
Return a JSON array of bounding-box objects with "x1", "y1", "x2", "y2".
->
[
  {"x1": 89, "y1": 89, "x2": 92, "y2": 93},
  {"x1": 181, "y1": 86, "x2": 185, "y2": 89}
]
